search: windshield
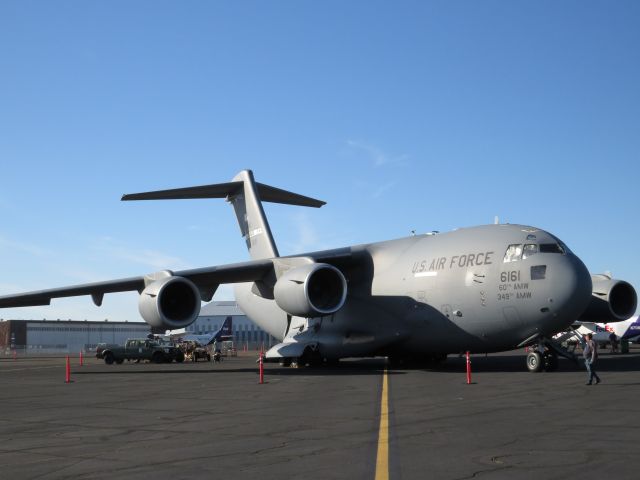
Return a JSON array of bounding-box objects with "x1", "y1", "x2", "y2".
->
[{"x1": 504, "y1": 242, "x2": 565, "y2": 262}]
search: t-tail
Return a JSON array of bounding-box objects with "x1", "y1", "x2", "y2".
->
[{"x1": 122, "y1": 169, "x2": 325, "y2": 260}]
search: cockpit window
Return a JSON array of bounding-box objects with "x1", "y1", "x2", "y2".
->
[
  {"x1": 503, "y1": 244, "x2": 523, "y2": 263},
  {"x1": 522, "y1": 244, "x2": 538, "y2": 259},
  {"x1": 539, "y1": 243, "x2": 565, "y2": 254},
  {"x1": 505, "y1": 242, "x2": 565, "y2": 262}
]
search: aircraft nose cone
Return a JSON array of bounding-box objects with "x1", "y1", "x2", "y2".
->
[{"x1": 549, "y1": 254, "x2": 592, "y2": 325}]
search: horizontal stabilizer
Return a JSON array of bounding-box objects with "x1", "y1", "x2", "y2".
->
[
  {"x1": 254, "y1": 182, "x2": 325, "y2": 208},
  {"x1": 122, "y1": 181, "x2": 325, "y2": 208}
]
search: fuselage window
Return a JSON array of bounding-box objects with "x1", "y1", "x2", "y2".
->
[
  {"x1": 540, "y1": 243, "x2": 565, "y2": 254},
  {"x1": 531, "y1": 265, "x2": 547, "y2": 280},
  {"x1": 522, "y1": 244, "x2": 538, "y2": 259},
  {"x1": 503, "y1": 244, "x2": 523, "y2": 263}
]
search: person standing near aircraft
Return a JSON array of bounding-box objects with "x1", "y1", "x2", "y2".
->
[
  {"x1": 583, "y1": 333, "x2": 601, "y2": 385},
  {"x1": 609, "y1": 331, "x2": 619, "y2": 353}
]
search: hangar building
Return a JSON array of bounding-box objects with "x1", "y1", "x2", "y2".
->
[
  {"x1": 0, "y1": 301, "x2": 274, "y2": 354},
  {"x1": 184, "y1": 301, "x2": 276, "y2": 349},
  {"x1": 0, "y1": 319, "x2": 151, "y2": 354}
]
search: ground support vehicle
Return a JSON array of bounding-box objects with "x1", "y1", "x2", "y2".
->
[
  {"x1": 177, "y1": 341, "x2": 211, "y2": 362},
  {"x1": 101, "y1": 339, "x2": 185, "y2": 365}
]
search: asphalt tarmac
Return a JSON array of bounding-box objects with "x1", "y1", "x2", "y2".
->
[{"x1": 1, "y1": 348, "x2": 639, "y2": 480}]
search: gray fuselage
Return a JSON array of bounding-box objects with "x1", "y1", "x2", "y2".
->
[{"x1": 235, "y1": 224, "x2": 592, "y2": 360}]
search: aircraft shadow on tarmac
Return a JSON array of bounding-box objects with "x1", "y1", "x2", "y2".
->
[
  {"x1": 73, "y1": 352, "x2": 640, "y2": 375},
  {"x1": 424, "y1": 352, "x2": 640, "y2": 374},
  {"x1": 74, "y1": 361, "x2": 404, "y2": 377}
]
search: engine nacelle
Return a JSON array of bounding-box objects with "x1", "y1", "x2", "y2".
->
[
  {"x1": 138, "y1": 276, "x2": 201, "y2": 329},
  {"x1": 274, "y1": 263, "x2": 347, "y2": 317},
  {"x1": 578, "y1": 274, "x2": 637, "y2": 322}
]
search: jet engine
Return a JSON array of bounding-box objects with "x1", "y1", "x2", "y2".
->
[
  {"x1": 273, "y1": 263, "x2": 347, "y2": 317},
  {"x1": 578, "y1": 274, "x2": 637, "y2": 322},
  {"x1": 138, "y1": 276, "x2": 201, "y2": 329}
]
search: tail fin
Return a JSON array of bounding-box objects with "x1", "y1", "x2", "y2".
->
[
  {"x1": 207, "y1": 316, "x2": 233, "y2": 345},
  {"x1": 219, "y1": 315, "x2": 232, "y2": 339},
  {"x1": 122, "y1": 169, "x2": 325, "y2": 260},
  {"x1": 621, "y1": 316, "x2": 640, "y2": 339}
]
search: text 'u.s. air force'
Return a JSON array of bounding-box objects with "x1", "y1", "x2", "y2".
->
[{"x1": 412, "y1": 251, "x2": 495, "y2": 273}]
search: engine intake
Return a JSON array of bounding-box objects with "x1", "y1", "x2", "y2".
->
[
  {"x1": 578, "y1": 274, "x2": 637, "y2": 322},
  {"x1": 138, "y1": 276, "x2": 201, "y2": 329},
  {"x1": 274, "y1": 263, "x2": 347, "y2": 317}
]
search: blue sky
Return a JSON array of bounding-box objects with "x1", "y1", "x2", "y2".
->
[{"x1": 1, "y1": 1, "x2": 638, "y2": 321}]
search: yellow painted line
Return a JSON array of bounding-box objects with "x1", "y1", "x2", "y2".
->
[{"x1": 375, "y1": 368, "x2": 389, "y2": 480}]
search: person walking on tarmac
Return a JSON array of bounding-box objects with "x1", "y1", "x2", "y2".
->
[{"x1": 583, "y1": 333, "x2": 601, "y2": 385}]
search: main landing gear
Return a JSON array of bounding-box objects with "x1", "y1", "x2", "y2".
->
[{"x1": 279, "y1": 346, "x2": 324, "y2": 368}]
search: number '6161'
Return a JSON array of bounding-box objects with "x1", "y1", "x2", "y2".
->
[{"x1": 500, "y1": 271, "x2": 520, "y2": 283}]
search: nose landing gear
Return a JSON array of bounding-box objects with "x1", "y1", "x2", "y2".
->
[
  {"x1": 526, "y1": 335, "x2": 575, "y2": 372},
  {"x1": 526, "y1": 349, "x2": 558, "y2": 372}
]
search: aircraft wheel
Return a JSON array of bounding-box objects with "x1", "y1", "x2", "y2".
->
[
  {"x1": 152, "y1": 352, "x2": 164, "y2": 364},
  {"x1": 291, "y1": 348, "x2": 312, "y2": 368},
  {"x1": 104, "y1": 353, "x2": 115, "y2": 365},
  {"x1": 115, "y1": 358, "x2": 124, "y2": 365},
  {"x1": 543, "y1": 351, "x2": 558, "y2": 372},
  {"x1": 526, "y1": 352, "x2": 544, "y2": 372},
  {"x1": 175, "y1": 352, "x2": 184, "y2": 363},
  {"x1": 432, "y1": 354, "x2": 448, "y2": 364},
  {"x1": 309, "y1": 349, "x2": 323, "y2": 367}
]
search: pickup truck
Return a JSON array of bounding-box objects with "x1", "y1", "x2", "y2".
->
[{"x1": 101, "y1": 339, "x2": 185, "y2": 365}]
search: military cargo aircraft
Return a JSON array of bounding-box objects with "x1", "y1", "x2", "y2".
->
[{"x1": 0, "y1": 170, "x2": 636, "y2": 371}]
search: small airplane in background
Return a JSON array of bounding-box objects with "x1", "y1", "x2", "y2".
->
[
  {"x1": 572, "y1": 316, "x2": 640, "y2": 345},
  {"x1": 0, "y1": 170, "x2": 637, "y2": 372},
  {"x1": 167, "y1": 316, "x2": 233, "y2": 346}
]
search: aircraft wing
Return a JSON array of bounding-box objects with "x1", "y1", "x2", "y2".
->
[
  {"x1": 0, "y1": 247, "x2": 364, "y2": 309},
  {"x1": 0, "y1": 259, "x2": 274, "y2": 308}
]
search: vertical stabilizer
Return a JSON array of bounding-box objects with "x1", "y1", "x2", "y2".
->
[{"x1": 228, "y1": 170, "x2": 279, "y2": 260}]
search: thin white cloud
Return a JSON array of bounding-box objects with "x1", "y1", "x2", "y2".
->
[
  {"x1": 346, "y1": 140, "x2": 409, "y2": 167},
  {"x1": 372, "y1": 181, "x2": 398, "y2": 198},
  {"x1": 93, "y1": 237, "x2": 193, "y2": 271},
  {"x1": 187, "y1": 224, "x2": 215, "y2": 233},
  {"x1": 282, "y1": 212, "x2": 325, "y2": 254},
  {"x1": 0, "y1": 235, "x2": 50, "y2": 257},
  {"x1": 351, "y1": 179, "x2": 400, "y2": 199}
]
